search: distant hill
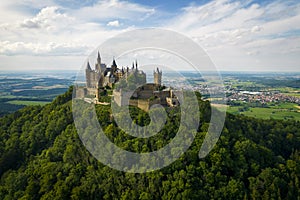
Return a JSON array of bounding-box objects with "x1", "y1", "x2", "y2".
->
[
  {"x1": 0, "y1": 76, "x2": 73, "y2": 116},
  {"x1": 0, "y1": 87, "x2": 299, "y2": 199}
]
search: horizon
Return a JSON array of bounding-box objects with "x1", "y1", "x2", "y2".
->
[{"x1": 1, "y1": 69, "x2": 300, "y2": 73}]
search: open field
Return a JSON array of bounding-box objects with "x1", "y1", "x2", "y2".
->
[
  {"x1": 283, "y1": 92, "x2": 300, "y2": 98},
  {"x1": 0, "y1": 75, "x2": 74, "y2": 116},
  {"x1": 227, "y1": 102, "x2": 300, "y2": 121},
  {"x1": 7, "y1": 100, "x2": 50, "y2": 106}
]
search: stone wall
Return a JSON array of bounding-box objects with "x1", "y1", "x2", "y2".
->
[
  {"x1": 153, "y1": 90, "x2": 170, "y2": 105},
  {"x1": 113, "y1": 86, "x2": 178, "y2": 112},
  {"x1": 113, "y1": 90, "x2": 133, "y2": 106},
  {"x1": 137, "y1": 99, "x2": 150, "y2": 112},
  {"x1": 74, "y1": 87, "x2": 86, "y2": 98}
]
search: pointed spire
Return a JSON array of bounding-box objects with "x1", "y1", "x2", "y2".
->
[
  {"x1": 132, "y1": 62, "x2": 135, "y2": 70},
  {"x1": 97, "y1": 51, "x2": 101, "y2": 61},
  {"x1": 112, "y1": 57, "x2": 117, "y2": 67},
  {"x1": 86, "y1": 61, "x2": 91, "y2": 70},
  {"x1": 135, "y1": 59, "x2": 138, "y2": 69}
]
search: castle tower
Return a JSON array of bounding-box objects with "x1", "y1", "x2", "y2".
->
[
  {"x1": 135, "y1": 60, "x2": 138, "y2": 70},
  {"x1": 154, "y1": 67, "x2": 162, "y2": 85},
  {"x1": 95, "y1": 51, "x2": 101, "y2": 71},
  {"x1": 85, "y1": 61, "x2": 92, "y2": 88},
  {"x1": 111, "y1": 58, "x2": 117, "y2": 73}
]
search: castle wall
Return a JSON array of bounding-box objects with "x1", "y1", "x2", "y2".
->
[
  {"x1": 137, "y1": 90, "x2": 153, "y2": 99},
  {"x1": 86, "y1": 88, "x2": 97, "y2": 98},
  {"x1": 113, "y1": 90, "x2": 133, "y2": 106},
  {"x1": 153, "y1": 90, "x2": 170, "y2": 105},
  {"x1": 75, "y1": 87, "x2": 87, "y2": 99},
  {"x1": 129, "y1": 99, "x2": 138, "y2": 107},
  {"x1": 136, "y1": 98, "x2": 163, "y2": 112},
  {"x1": 135, "y1": 84, "x2": 158, "y2": 99},
  {"x1": 137, "y1": 99, "x2": 150, "y2": 112},
  {"x1": 74, "y1": 87, "x2": 98, "y2": 98}
]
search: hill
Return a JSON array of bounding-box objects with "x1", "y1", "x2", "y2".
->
[{"x1": 0, "y1": 87, "x2": 299, "y2": 199}]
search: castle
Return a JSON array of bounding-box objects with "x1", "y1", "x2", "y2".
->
[
  {"x1": 85, "y1": 52, "x2": 148, "y2": 89},
  {"x1": 76, "y1": 52, "x2": 179, "y2": 111}
]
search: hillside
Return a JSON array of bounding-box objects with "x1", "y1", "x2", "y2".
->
[{"x1": 0, "y1": 87, "x2": 300, "y2": 199}]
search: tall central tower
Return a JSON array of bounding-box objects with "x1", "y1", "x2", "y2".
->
[
  {"x1": 95, "y1": 51, "x2": 101, "y2": 72},
  {"x1": 154, "y1": 67, "x2": 162, "y2": 85}
]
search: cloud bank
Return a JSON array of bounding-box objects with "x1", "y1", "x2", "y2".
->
[{"x1": 0, "y1": 0, "x2": 299, "y2": 71}]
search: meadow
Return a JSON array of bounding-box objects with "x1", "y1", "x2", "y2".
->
[{"x1": 227, "y1": 102, "x2": 300, "y2": 121}]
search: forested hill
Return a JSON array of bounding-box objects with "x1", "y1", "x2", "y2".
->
[{"x1": 0, "y1": 87, "x2": 300, "y2": 199}]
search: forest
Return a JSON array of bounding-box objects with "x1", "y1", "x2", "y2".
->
[{"x1": 0, "y1": 86, "x2": 299, "y2": 199}]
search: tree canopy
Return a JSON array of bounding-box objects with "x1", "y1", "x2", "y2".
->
[{"x1": 0, "y1": 87, "x2": 299, "y2": 199}]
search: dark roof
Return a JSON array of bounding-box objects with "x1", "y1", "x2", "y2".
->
[
  {"x1": 112, "y1": 59, "x2": 117, "y2": 67},
  {"x1": 86, "y1": 61, "x2": 92, "y2": 70}
]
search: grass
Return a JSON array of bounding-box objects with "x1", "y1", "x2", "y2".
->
[
  {"x1": 0, "y1": 95, "x2": 17, "y2": 98},
  {"x1": 227, "y1": 102, "x2": 300, "y2": 121},
  {"x1": 227, "y1": 106, "x2": 240, "y2": 114},
  {"x1": 243, "y1": 108, "x2": 299, "y2": 120},
  {"x1": 283, "y1": 93, "x2": 300, "y2": 98},
  {"x1": 7, "y1": 100, "x2": 50, "y2": 106},
  {"x1": 268, "y1": 102, "x2": 299, "y2": 109},
  {"x1": 271, "y1": 87, "x2": 299, "y2": 93}
]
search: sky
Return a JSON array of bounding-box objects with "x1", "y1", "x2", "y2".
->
[{"x1": 0, "y1": 0, "x2": 299, "y2": 72}]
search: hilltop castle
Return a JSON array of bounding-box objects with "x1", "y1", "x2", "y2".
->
[
  {"x1": 76, "y1": 52, "x2": 179, "y2": 111},
  {"x1": 85, "y1": 52, "x2": 156, "y2": 89}
]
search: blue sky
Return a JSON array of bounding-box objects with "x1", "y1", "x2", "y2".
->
[{"x1": 0, "y1": 0, "x2": 299, "y2": 71}]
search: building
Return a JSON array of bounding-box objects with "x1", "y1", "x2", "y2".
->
[
  {"x1": 154, "y1": 67, "x2": 162, "y2": 85},
  {"x1": 85, "y1": 52, "x2": 146, "y2": 89},
  {"x1": 76, "y1": 52, "x2": 179, "y2": 111}
]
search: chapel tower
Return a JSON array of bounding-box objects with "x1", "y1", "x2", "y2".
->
[{"x1": 154, "y1": 67, "x2": 162, "y2": 85}]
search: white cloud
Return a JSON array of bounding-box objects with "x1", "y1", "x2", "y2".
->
[
  {"x1": 0, "y1": 0, "x2": 155, "y2": 58},
  {"x1": 0, "y1": 40, "x2": 91, "y2": 56},
  {"x1": 166, "y1": 0, "x2": 300, "y2": 71},
  {"x1": 107, "y1": 20, "x2": 120, "y2": 27},
  {"x1": 70, "y1": 0, "x2": 155, "y2": 22},
  {"x1": 19, "y1": 7, "x2": 73, "y2": 30},
  {"x1": 0, "y1": 0, "x2": 299, "y2": 71},
  {"x1": 0, "y1": 5, "x2": 120, "y2": 56}
]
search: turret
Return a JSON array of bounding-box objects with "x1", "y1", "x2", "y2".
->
[
  {"x1": 154, "y1": 67, "x2": 162, "y2": 85},
  {"x1": 95, "y1": 51, "x2": 101, "y2": 71},
  {"x1": 111, "y1": 58, "x2": 117, "y2": 73},
  {"x1": 97, "y1": 51, "x2": 101, "y2": 64},
  {"x1": 86, "y1": 61, "x2": 92, "y2": 71},
  {"x1": 135, "y1": 60, "x2": 138, "y2": 70},
  {"x1": 85, "y1": 61, "x2": 92, "y2": 88}
]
